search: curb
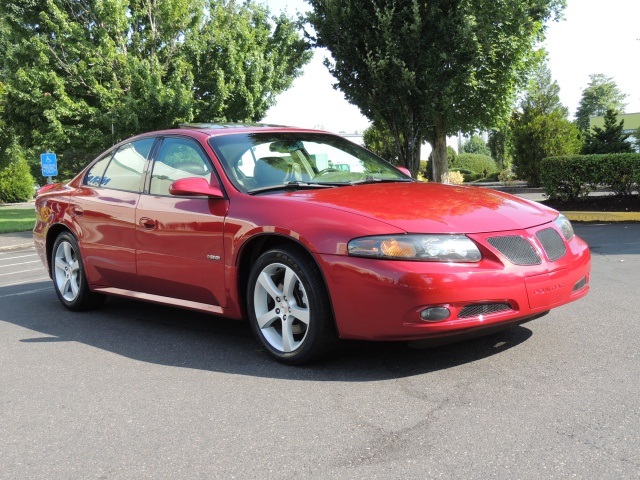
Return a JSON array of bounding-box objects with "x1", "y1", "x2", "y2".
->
[{"x1": 563, "y1": 211, "x2": 640, "y2": 223}]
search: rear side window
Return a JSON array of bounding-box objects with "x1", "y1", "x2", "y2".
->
[
  {"x1": 99, "y1": 138, "x2": 155, "y2": 192},
  {"x1": 84, "y1": 153, "x2": 113, "y2": 187}
]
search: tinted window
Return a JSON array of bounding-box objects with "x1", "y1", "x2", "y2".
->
[
  {"x1": 84, "y1": 153, "x2": 113, "y2": 187},
  {"x1": 100, "y1": 138, "x2": 155, "y2": 192},
  {"x1": 149, "y1": 137, "x2": 211, "y2": 196}
]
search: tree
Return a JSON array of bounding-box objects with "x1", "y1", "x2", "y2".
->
[
  {"x1": 307, "y1": 0, "x2": 565, "y2": 180},
  {"x1": 460, "y1": 134, "x2": 491, "y2": 157},
  {"x1": 488, "y1": 127, "x2": 513, "y2": 169},
  {"x1": 186, "y1": 5, "x2": 312, "y2": 122},
  {"x1": 511, "y1": 61, "x2": 581, "y2": 185},
  {"x1": 575, "y1": 74, "x2": 628, "y2": 132},
  {"x1": 1, "y1": 0, "x2": 310, "y2": 183},
  {"x1": 582, "y1": 109, "x2": 634, "y2": 154},
  {"x1": 512, "y1": 111, "x2": 581, "y2": 185},
  {"x1": 363, "y1": 122, "x2": 399, "y2": 164}
]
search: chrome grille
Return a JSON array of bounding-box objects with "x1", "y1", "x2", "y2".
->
[
  {"x1": 459, "y1": 303, "x2": 512, "y2": 318},
  {"x1": 536, "y1": 228, "x2": 567, "y2": 262},
  {"x1": 487, "y1": 236, "x2": 541, "y2": 265}
]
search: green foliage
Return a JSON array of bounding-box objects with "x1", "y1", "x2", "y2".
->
[
  {"x1": 0, "y1": 156, "x2": 34, "y2": 203},
  {"x1": 446, "y1": 146, "x2": 458, "y2": 165},
  {"x1": 575, "y1": 74, "x2": 628, "y2": 132},
  {"x1": 451, "y1": 154, "x2": 498, "y2": 177},
  {"x1": 511, "y1": 62, "x2": 581, "y2": 186},
  {"x1": 540, "y1": 153, "x2": 640, "y2": 200},
  {"x1": 1, "y1": 0, "x2": 311, "y2": 184},
  {"x1": 186, "y1": 5, "x2": 311, "y2": 122},
  {"x1": 582, "y1": 109, "x2": 634, "y2": 155},
  {"x1": 363, "y1": 122, "x2": 399, "y2": 164},
  {"x1": 488, "y1": 128, "x2": 512, "y2": 169},
  {"x1": 460, "y1": 135, "x2": 491, "y2": 157},
  {"x1": 307, "y1": 0, "x2": 565, "y2": 180},
  {"x1": 512, "y1": 111, "x2": 581, "y2": 185}
]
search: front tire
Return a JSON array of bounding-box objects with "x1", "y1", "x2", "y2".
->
[
  {"x1": 247, "y1": 247, "x2": 336, "y2": 364},
  {"x1": 51, "y1": 231, "x2": 105, "y2": 311}
]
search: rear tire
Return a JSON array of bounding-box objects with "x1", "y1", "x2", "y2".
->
[
  {"x1": 247, "y1": 246, "x2": 336, "y2": 364},
  {"x1": 51, "y1": 231, "x2": 105, "y2": 311}
]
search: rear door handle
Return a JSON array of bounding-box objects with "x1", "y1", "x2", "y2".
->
[{"x1": 139, "y1": 217, "x2": 156, "y2": 230}]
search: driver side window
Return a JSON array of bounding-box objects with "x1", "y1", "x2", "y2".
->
[{"x1": 150, "y1": 138, "x2": 211, "y2": 196}]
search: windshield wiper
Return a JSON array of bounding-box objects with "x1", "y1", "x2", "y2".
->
[
  {"x1": 247, "y1": 181, "x2": 337, "y2": 195},
  {"x1": 349, "y1": 177, "x2": 413, "y2": 185}
]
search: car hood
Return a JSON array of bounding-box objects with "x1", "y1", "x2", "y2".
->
[{"x1": 286, "y1": 182, "x2": 557, "y2": 234}]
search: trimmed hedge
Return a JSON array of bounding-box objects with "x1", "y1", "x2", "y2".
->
[
  {"x1": 540, "y1": 153, "x2": 640, "y2": 201},
  {"x1": 451, "y1": 154, "x2": 498, "y2": 177}
]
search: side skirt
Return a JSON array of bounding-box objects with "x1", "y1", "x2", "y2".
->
[{"x1": 93, "y1": 287, "x2": 225, "y2": 315}]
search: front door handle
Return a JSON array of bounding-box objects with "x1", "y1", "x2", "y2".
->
[{"x1": 139, "y1": 217, "x2": 156, "y2": 230}]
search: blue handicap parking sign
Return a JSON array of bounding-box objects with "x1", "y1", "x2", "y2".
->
[{"x1": 41, "y1": 153, "x2": 58, "y2": 176}]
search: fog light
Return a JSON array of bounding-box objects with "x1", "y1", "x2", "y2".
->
[{"x1": 420, "y1": 307, "x2": 451, "y2": 322}]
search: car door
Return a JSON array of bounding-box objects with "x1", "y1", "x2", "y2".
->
[
  {"x1": 70, "y1": 137, "x2": 156, "y2": 290},
  {"x1": 135, "y1": 136, "x2": 229, "y2": 310}
]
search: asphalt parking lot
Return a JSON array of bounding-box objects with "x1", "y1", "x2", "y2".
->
[{"x1": 0, "y1": 223, "x2": 638, "y2": 479}]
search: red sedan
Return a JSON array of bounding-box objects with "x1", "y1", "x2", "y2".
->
[{"x1": 34, "y1": 124, "x2": 590, "y2": 364}]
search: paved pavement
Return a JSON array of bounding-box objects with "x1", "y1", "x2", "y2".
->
[
  {"x1": 0, "y1": 231, "x2": 33, "y2": 251},
  {"x1": 0, "y1": 224, "x2": 638, "y2": 479}
]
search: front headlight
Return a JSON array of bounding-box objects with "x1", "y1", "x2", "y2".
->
[
  {"x1": 554, "y1": 214, "x2": 574, "y2": 241},
  {"x1": 348, "y1": 234, "x2": 482, "y2": 262}
]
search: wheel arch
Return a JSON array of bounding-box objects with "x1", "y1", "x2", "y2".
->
[
  {"x1": 45, "y1": 224, "x2": 74, "y2": 275},
  {"x1": 235, "y1": 233, "x2": 339, "y2": 335}
]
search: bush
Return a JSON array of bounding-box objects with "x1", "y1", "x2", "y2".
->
[
  {"x1": 451, "y1": 153, "x2": 498, "y2": 177},
  {"x1": 444, "y1": 171, "x2": 464, "y2": 185},
  {"x1": 498, "y1": 168, "x2": 516, "y2": 186},
  {"x1": 540, "y1": 153, "x2": 640, "y2": 201},
  {"x1": 0, "y1": 157, "x2": 34, "y2": 203}
]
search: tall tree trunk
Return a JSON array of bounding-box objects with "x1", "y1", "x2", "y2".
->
[
  {"x1": 406, "y1": 133, "x2": 422, "y2": 177},
  {"x1": 386, "y1": 116, "x2": 422, "y2": 177},
  {"x1": 431, "y1": 121, "x2": 449, "y2": 183}
]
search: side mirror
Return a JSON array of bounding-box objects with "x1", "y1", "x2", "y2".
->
[
  {"x1": 169, "y1": 177, "x2": 224, "y2": 198},
  {"x1": 397, "y1": 166, "x2": 412, "y2": 178}
]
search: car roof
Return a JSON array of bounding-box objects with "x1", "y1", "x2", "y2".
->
[{"x1": 173, "y1": 123, "x2": 327, "y2": 137}]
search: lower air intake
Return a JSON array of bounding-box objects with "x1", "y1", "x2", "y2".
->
[
  {"x1": 573, "y1": 276, "x2": 587, "y2": 292},
  {"x1": 459, "y1": 303, "x2": 512, "y2": 318}
]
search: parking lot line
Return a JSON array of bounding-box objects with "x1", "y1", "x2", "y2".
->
[
  {"x1": 0, "y1": 286, "x2": 52, "y2": 298},
  {"x1": 0, "y1": 268, "x2": 44, "y2": 277},
  {"x1": 0, "y1": 260, "x2": 42, "y2": 268},
  {"x1": 0, "y1": 277, "x2": 51, "y2": 288}
]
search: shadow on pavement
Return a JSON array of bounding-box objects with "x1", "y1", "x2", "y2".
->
[{"x1": 3, "y1": 280, "x2": 533, "y2": 381}]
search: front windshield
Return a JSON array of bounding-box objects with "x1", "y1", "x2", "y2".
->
[{"x1": 208, "y1": 132, "x2": 410, "y2": 193}]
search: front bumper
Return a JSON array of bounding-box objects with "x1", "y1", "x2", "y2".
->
[{"x1": 316, "y1": 226, "x2": 591, "y2": 341}]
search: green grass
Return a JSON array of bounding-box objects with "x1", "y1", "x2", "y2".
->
[{"x1": 0, "y1": 208, "x2": 36, "y2": 234}]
